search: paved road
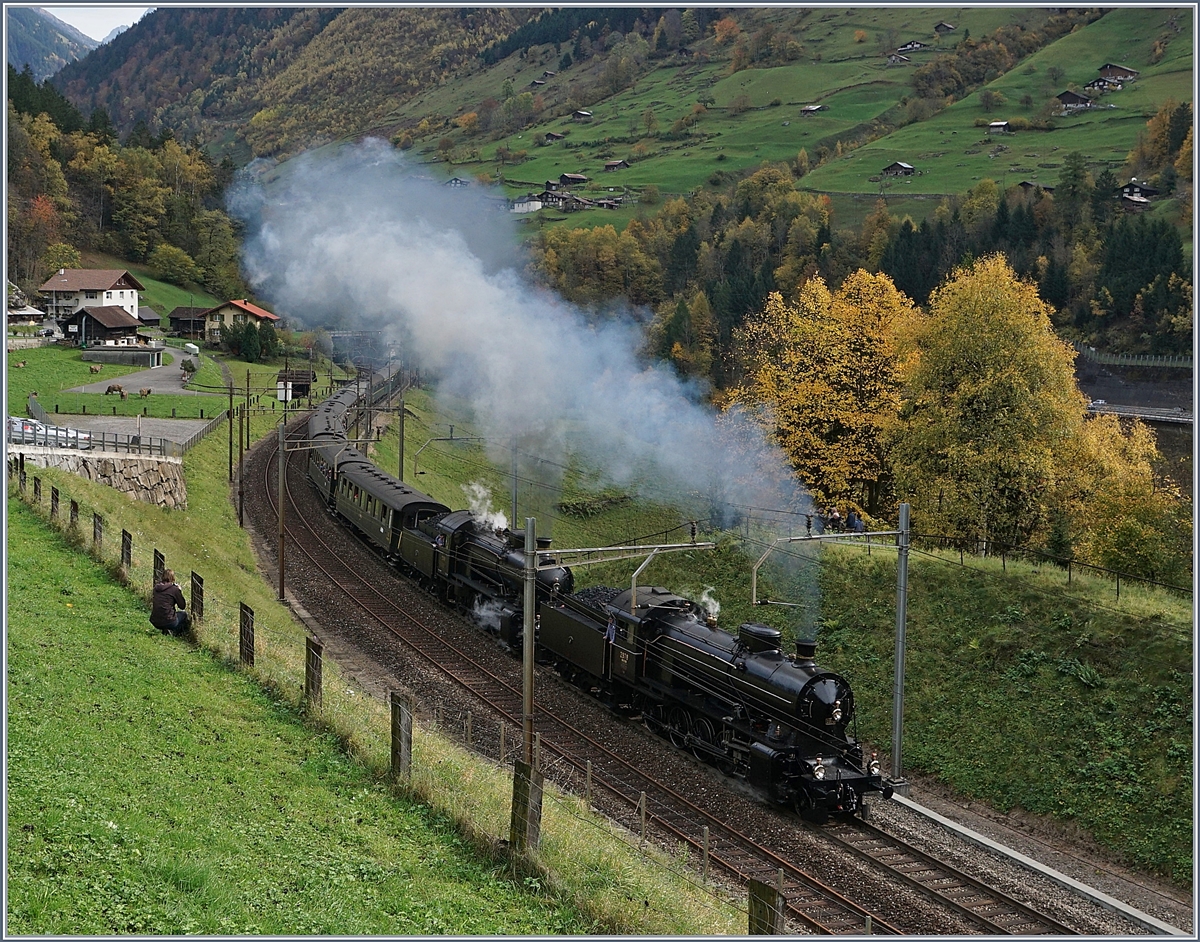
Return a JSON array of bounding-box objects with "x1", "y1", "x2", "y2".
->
[{"x1": 67, "y1": 350, "x2": 221, "y2": 398}]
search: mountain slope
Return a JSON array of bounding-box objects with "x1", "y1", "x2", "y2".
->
[
  {"x1": 51, "y1": 6, "x2": 526, "y2": 157},
  {"x1": 6, "y1": 7, "x2": 97, "y2": 81}
]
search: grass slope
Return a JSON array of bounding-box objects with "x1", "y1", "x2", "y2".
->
[
  {"x1": 5, "y1": 498, "x2": 591, "y2": 934},
  {"x1": 386, "y1": 7, "x2": 1188, "y2": 230},
  {"x1": 5, "y1": 349, "x2": 745, "y2": 934},
  {"x1": 803, "y1": 7, "x2": 1194, "y2": 196}
]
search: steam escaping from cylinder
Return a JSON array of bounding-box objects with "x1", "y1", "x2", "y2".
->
[
  {"x1": 699, "y1": 588, "x2": 721, "y2": 618},
  {"x1": 463, "y1": 481, "x2": 509, "y2": 533},
  {"x1": 230, "y1": 140, "x2": 814, "y2": 524}
]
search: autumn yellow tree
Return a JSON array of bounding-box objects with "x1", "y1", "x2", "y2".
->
[
  {"x1": 1051, "y1": 414, "x2": 1191, "y2": 583},
  {"x1": 889, "y1": 255, "x2": 1086, "y2": 549},
  {"x1": 731, "y1": 270, "x2": 921, "y2": 514}
]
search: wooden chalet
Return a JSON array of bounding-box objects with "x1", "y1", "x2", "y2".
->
[
  {"x1": 530, "y1": 79, "x2": 546, "y2": 87},
  {"x1": 603, "y1": 159, "x2": 629, "y2": 171},
  {"x1": 1119, "y1": 178, "x2": 1159, "y2": 199},
  {"x1": 881, "y1": 161, "x2": 915, "y2": 177},
  {"x1": 63, "y1": 305, "x2": 142, "y2": 346},
  {"x1": 168, "y1": 305, "x2": 208, "y2": 339},
  {"x1": 1056, "y1": 90, "x2": 1092, "y2": 112},
  {"x1": 39, "y1": 268, "x2": 144, "y2": 321},
  {"x1": 800, "y1": 104, "x2": 826, "y2": 114},
  {"x1": 1085, "y1": 76, "x2": 1122, "y2": 92},
  {"x1": 542, "y1": 70, "x2": 556, "y2": 78},
  {"x1": 1098, "y1": 63, "x2": 1139, "y2": 82},
  {"x1": 934, "y1": 21, "x2": 956, "y2": 33},
  {"x1": 559, "y1": 172, "x2": 589, "y2": 187},
  {"x1": 1018, "y1": 181, "x2": 1055, "y2": 194},
  {"x1": 896, "y1": 40, "x2": 927, "y2": 53},
  {"x1": 988, "y1": 121, "x2": 1011, "y2": 134},
  {"x1": 887, "y1": 53, "x2": 910, "y2": 65},
  {"x1": 572, "y1": 110, "x2": 593, "y2": 122},
  {"x1": 137, "y1": 306, "x2": 161, "y2": 328},
  {"x1": 444, "y1": 177, "x2": 471, "y2": 187},
  {"x1": 545, "y1": 131, "x2": 566, "y2": 141}
]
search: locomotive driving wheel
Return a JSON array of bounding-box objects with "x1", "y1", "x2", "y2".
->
[
  {"x1": 690, "y1": 716, "x2": 717, "y2": 762},
  {"x1": 666, "y1": 706, "x2": 691, "y2": 749}
]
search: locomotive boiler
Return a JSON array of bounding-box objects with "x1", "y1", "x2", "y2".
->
[{"x1": 537, "y1": 585, "x2": 891, "y2": 820}]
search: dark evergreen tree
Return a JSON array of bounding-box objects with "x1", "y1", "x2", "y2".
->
[
  {"x1": 664, "y1": 224, "x2": 699, "y2": 294},
  {"x1": 1167, "y1": 101, "x2": 1192, "y2": 156},
  {"x1": 1039, "y1": 255, "x2": 1069, "y2": 309},
  {"x1": 124, "y1": 119, "x2": 155, "y2": 149},
  {"x1": 1090, "y1": 168, "x2": 1117, "y2": 226}
]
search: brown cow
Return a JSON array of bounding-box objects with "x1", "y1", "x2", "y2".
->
[
  {"x1": 120, "y1": 390, "x2": 128, "y2": 400},
  {"x1": 89, "y1": 364, "x2": 103, "y2": 374},
  {"x1": 105, "y1": 384, "x2": 124, "y2": 395},
  {"x1": 139, "y1": 388, "x2": 152, "y2": 398}
]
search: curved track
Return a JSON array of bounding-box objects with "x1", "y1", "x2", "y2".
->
[{"x1": 261, "y1": 418, "x2": 1080, "y2": 936}]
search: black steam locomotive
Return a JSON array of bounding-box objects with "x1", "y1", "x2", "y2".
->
[{"x1": 304, "y1": 378, "x2": 891, "y2": 819}]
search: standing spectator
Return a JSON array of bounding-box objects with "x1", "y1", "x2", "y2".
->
[
  {"x1": 605, "y1": 613, "x2": 618, "y2": 643},
  {"x1": 151, "y1": 569, "x2": 190, "y2": 636}
]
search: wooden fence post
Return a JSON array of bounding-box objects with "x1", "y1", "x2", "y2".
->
[
  {"x1": 93, "y1": 512, "x2": 103, "y2": 554},
  {"x1": 239, "y1": 603, "x2": 254, "y2": 666},
  {"x1": 509, "y1": 760, "x2": 544, "y2": 853},
  {"x1": 121, "y1": 530, "x2": 132, "y2": 572},
  {"x1": 32, "y1": 476, "x2": 40, "y2": 503},
  {"x1": 390, "y1": 691, "x2": 412, "y2": 780},
  {"x1": 748, "y1": 878, "x2": 783, "y2": 934},
  {"x1": 69, "y1": 499, "x2": 79, "y2": 531},
  {"x1": 190, "y1": 571, "x2": 204, "y2": 623},
  {"x1": 305, "y1": 636, "x2": 323, "y2": 706},
  {"x1": 153, "y1": 549, "x2": 165, "y2": 585}
]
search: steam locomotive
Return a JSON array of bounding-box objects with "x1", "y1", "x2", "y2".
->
[{"x1": 304, "y1": 378, "x2": 891, "y2": 819}]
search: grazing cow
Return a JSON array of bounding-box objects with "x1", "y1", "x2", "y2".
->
[
  {"x1": 89, "y1": 364, "x2": 103, "y2": 374},
  {"x1": 139, "y1": 388, "x2": 152, "y2": 398},
  {"x1": 120, "y1": 390, "x2": 128, "y2": 400},
  {"x1": 105, "y1": 384, "x2": 124, "y2": 395},
  {"x1": 13, "y1": 361, "x2": 27, "y2": 368}
]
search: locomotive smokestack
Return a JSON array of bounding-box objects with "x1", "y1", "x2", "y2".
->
[{"x1": 796, "y1": 640, "x2": 817, "y2": 662}]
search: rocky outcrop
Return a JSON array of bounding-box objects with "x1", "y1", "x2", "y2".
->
[{"x1": 15, "y1": 449, "x2": 186, "y2": 509}]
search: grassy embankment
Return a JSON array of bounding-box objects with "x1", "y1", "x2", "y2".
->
[
  {"x1": 369, "y1": 388, "x2": 1194, "y2": 886},
  {"x1": 5, "y1": 348, "x2": 744, "y2": 934}
]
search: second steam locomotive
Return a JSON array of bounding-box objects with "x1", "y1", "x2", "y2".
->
[{"x1": 304, "y1": 377, "x2": 891, "y2": 820}]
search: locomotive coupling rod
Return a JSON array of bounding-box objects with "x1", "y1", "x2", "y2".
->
[{"x1": 750, "y1": 530, "x2": 902, "y2": 606}]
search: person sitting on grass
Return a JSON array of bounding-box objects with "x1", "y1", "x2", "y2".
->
[{"x1": 150, "y1": 569, "x2": 191, "y2": 636}]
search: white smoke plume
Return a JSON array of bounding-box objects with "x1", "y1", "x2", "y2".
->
[
  {"x1": 231, "y1": 141, "x2": 812, "y2": 523},
  {"x1": 698, "y1": 587, "x2": 721, "y2": 618},
  {"x1": 463, "y1": 481, "x2": 509, "y2": 533}
]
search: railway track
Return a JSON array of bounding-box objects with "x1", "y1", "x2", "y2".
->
[
  {"x1": 258, "y1": 419, "x2": 1079, "y2": 935},
  {"x1": 820, "y1": 820, "x2": 1076, "y2": 935}
]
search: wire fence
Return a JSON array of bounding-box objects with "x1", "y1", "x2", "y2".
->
[{"x1": 6, "y1": 459, "x2": 767, "y2": 934}]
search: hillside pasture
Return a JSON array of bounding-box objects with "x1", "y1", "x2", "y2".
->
[{"x1": 804, "y1": 7, "x2": 1193, "y2": 195}]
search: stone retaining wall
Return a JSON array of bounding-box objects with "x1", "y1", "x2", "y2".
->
[{"x1": 14, "y1": 448, "x2": 186, "y2": 510}]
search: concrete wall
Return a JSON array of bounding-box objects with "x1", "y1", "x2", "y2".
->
[{"x1": 14, "y1": 447, "x2": 187, "y2": 510}]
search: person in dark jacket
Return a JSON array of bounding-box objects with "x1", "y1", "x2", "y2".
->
[{"x1": 151, "y1": 569, "x2": 190, "y2": 635}]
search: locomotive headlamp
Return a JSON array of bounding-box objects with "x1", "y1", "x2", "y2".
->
[
  {"x1": 869, "y1": 755, "x2": 881, "y2": 776},
  {"x1": 812, "y1": 759, "x2": 827, "y2": 780},
  {"x1": 831, "y1": 699, "x2": 843, "y2": 723}
]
